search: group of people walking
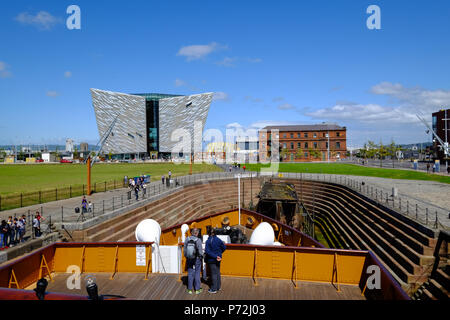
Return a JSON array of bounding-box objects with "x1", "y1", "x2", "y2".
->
[
  {"x1": 0, "y1": 212, "x2": 43, "y2": 249},
  {"x1": 128, "y1": 175, "x2": 147, "y2": 201},
  {"x1": 184, "y1": 227, "x2": 226, "y2": 294}
]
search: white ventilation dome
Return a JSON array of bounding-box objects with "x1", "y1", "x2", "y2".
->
[
  {"x1": 249, "y1": 222, "x2": 275, "y2": 246},
  {"x1": 181, "y1": 224, "x2": 189, "y2": 242},
  {"x1": 135, "y1": 219, "x2": 161, "y2": 244},
  {"x1": 273, "y1": 241, "x2": 283, "y2": 246}
]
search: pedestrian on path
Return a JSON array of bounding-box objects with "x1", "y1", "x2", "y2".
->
[
  {"x1": 33, "y1": 214, "x2": 40, "y2": 237},
  {"x1": 1, "y1": 220, "x2": 9, "y2": 249}
]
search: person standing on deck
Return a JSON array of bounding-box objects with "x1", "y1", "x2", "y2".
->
[
  {"x1": 205, "y1": 228, "x2": 226, "y2": 294},
  {"x1": 184, "y1": 228, "x2": 203, "y2": 294}
]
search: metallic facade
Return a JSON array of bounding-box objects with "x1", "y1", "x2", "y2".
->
[
  {"x1": 91, "y1": 88, "x2": 213, "y2": 155},
  {"x1": 91, "y1": 88, "x2": 147, "y2": 154},
  {"x1": 158, "y1": 93, "x2": 213, "y2": 153}
]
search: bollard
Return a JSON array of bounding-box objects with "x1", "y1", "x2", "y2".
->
[
  {"x1": 61, "y1": 206, "x2": 64, "y2": 222},
  {"x1": 426, "y1": 208, "x2": 428, "y2": 225},
  {"x1": 103, "y1": 200, "x2": 105, "y2": 214},
  {"x1": 121, "y1": 195, "x2": 123, "y2": 207},
  {"x1": 93, "y1": 203, "x2": 95, "y2": 217},
  {"x1": 399, "y1": 198, "x2": 401, "y2": 211},
  {"x1": 406, "y1": 200, "x2": 409, "y2": 215},
  {"x1": 113, "y1": 197, "x2": 115, "y2": 211},
  {"x1": 416, "y1": 204, "x2": 418, "y2": 219}
]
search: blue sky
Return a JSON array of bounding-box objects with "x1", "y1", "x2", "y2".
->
[{"x1": 1, "y1": 0, "x2": 450, "y2": 148}]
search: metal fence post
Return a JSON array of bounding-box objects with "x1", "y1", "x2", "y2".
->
[
  {"x1": 416, "y1": 204, "x2": 418, "y2": 219},
  {"x1": 435, "y1": 211, "x2": 438, "y2": 229},
  {"x1": 70, "y1": 185, "x2": 72, "y2": 198},
  {"x1": 406, "y1": 200, "x2": 409, "y2": 215},
  {"x1": 426, "y1": 208, "x2": 428, "y2": 225},
  {"x1": 61, "y1": 206, "x2": 63, "y2": 222},
  {"x1": 113, "y1": 197, "x2": 115, "y2": 211},
  {"x1": 103, "y1": 200, "x2": 105, "y2": 214},
  {"x1": 121, "y1": 195, "x2": 123, "y2": 207},
  {"x1": 0, "y1": 195, "x2": 1, "y2": 211},
  {"x1": 39, "y1": 191, "x2": 41, "y2": 204},
  {"x1": 56, "y1": 188, "x2": 58, "y2": 201},
  {"x1": 93, "y1": 203, "x2": 95, "y2": 217},
  {"x1": 399, "y1": 198, "x2": 401, "y2": 211}
]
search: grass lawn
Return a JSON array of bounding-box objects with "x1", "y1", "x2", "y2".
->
[
  {"x1": 243, "y1": 163, "x2": 450, "y2": 184},
  {"x1": 0, "y1": 162, "x2": 221, "y2": 195}
]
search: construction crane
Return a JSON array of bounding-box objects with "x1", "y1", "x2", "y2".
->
[
  {"x1": 85, "y1": 113, "x2": 120, "y2": 195},
  {"x1": 416, "y1": 113, "x2": 449, "y2": 155}
]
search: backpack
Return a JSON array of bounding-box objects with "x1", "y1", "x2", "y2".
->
[{"x1": 185, "y1": 237, "x2": 198, "y2": 259}]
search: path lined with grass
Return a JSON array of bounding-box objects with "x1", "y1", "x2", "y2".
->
[
  {"x1": 244, "y1": 163, "x2": 450, "y2": 184},
  {"x1": 0, "y1": 163, "x2": 221, "y2": 195}
]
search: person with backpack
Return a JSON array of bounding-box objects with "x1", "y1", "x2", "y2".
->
[
  {"x1": 205, "y1": 228, "x2": 226, "y2": 294},
  {"x1": 184, "y1": 228, "x2": 203, "y2": 294}
]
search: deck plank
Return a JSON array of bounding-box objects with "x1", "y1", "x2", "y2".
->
[{"x1": 43, "y1": 273, "x2": 365, "y2": 300}]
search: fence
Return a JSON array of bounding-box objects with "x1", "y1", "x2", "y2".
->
[
  {"x1": 3, "y1": 171, "x2": 448, "y2": 240},
  {"x1": 0, "y1": 179, "x2": 127, "y2": 211}
]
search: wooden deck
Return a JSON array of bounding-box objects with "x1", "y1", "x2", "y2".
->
[{"x1": 40, "y1": 273, "x2": 365, "y2": 300}]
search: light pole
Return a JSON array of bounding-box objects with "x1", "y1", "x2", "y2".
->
[{"x1": 326, "y1": 131, "x2": 330, "y2": 163}]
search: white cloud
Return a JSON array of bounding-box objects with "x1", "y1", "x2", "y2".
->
[
  {"x1": 177, "y1": 42, "x2": 226, "y2": 61},
  {"x1": 64, "y1": 71, "x2": 72, "y2": 78},
  {"x1": 216, "y1": 57, "x2": 236, "y2": 67},
  {"x1": 174, "y1": 79, "x2": 186, "y2": 87},
  {"x1": 226, "y1": 122, "x2": 244, "y2": 129},
  {"x1": 272, "y1": 97, "x2": 284, "y2": 102},
  {"x1": 213, "y1": 92, "x2": 229, "y2": 101},
  {"x1": 246, "y1": 58, "x2": 262, "y2": 63},
  {"x1": 46, "y1": 91, "x2": 59, "y2": 97},
  {"x1": 277, "y1": 103, "x2": 295, "y2": 110},
  {"x1": 0, "y1": 61, "x2": 12, "y2": 78},
  {"x1": 15, "y1": 11, "x2": 63, "y2": 30},
  {"x1": 244, "y1": 96, "x2": 263, "y2": 103},
  {"x1": 306, "y1": 82, "x2": 450, "y2": 126}
]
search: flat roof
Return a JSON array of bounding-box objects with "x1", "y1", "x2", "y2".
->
[{"x1": 261, "y1": 124, "x2": 346, "y2": 131}]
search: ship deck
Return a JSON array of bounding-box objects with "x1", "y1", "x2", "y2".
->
[{"x1": 38, "y1": 273, "x2": 365, "y2": 300}]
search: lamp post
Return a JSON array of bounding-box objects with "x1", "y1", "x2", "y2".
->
[{"x1": 326, "y1": 131, "x2": 330, "y2": 163}]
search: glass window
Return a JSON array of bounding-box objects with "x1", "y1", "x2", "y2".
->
[
  {"x1": 297, "y1": 133, "x2": 301, "y2": 138},
  {"x1": 290, "y1": 133, "x2": 294, "y2": 138},
  {"x1": 297, "y1": 142, "x2": 301, "y2": 148},
  {"x1": 283, "y1": 133, "x2": 287, "y2": 138},
  {"x1": 290, "y1": 142, "x2": 294, "y2": 149},
  {"x1": 304, "y1": 152, "x2": 308, "y2": 158},
  {"x1": 290, "y1": 153, "x2": 294, "y2": 160},
  {"x1": 314, "y1": 142, "x2": 317, "y2": 148},
  {"x1": 336, "y1": 132, "x2": 340, "y2": 137},
  {"x1": 313, "y1": 133, "x2": 317, "y2": 138},
  {"x1": 304, "y1": 133, "x2": 308, "y2": 138},
  {"x1": 326, "y1": 142, "x2": 328, "y2": 148},
  {"x1": 305, "y1": 142, "x2": 308, "y2": 148},
  {"x1": 283, "y1": 143, "x2": 287, "y2": 149},
  {"x1": 336, "y1": 142, "x2": 340, "y2": 149}
]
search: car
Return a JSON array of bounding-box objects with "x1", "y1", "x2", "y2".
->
[
  {"x1": 36, "y1": 159, "x2": 44, "y2": 163},
  {"x1": 60, "y1": 159, "x2": 73, "y2": 163}
]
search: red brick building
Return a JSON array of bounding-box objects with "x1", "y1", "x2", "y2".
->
[{"x1": 258, "y1": 124, "x2": 347, "y2": 162}]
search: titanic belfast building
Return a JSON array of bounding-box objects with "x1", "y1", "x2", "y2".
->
[{"x1": 91, "y1": 88, "x2": 213, "y2": 159}]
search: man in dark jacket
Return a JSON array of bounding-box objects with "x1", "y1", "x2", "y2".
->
[
  {"x1": 184, "y1": 228, "x2": 203, "y2": 294},
  {"x1": 205, "y1": 228, "x2": 226, "y2": 293}
]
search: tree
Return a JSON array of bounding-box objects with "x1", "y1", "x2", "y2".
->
[
  {"x1": 108, "y1": 151, "x2": 112, "y2": 160},
  {"x1": 387, "y1": 140, "x2": 401, "y2": 168},
  {"x1": 73, "y1": 147, "x2": 79, "y2": 159},
  {"x1": 296, "y1": 148, "x2": 303, "y2": 159},
  {"x1": 377, "y1": 141, "x2": 389, "y2": 167},
  {"x1": 280, "y1": 148, "x2": 289, "y2": 161},
  {"x1": 366, "y1": 140, "x2": 377, "y2": 160},
  {"x1": 308, "y1": 148, "x2": 321, "y2": 160}
]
